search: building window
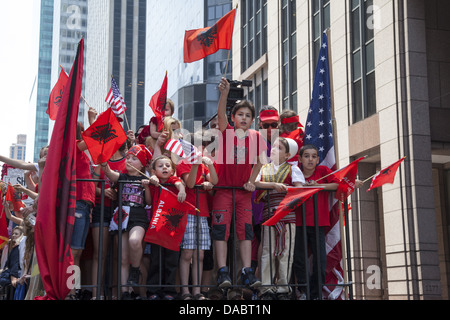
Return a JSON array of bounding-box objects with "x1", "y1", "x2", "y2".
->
[
  {"x1": 312, "y1": 0, "x2": 330, "y2": 67},
  {"x1": 281, "y1": 0, "x2": 297, "y2": 111},
  {"x1": 241, "y1": 0, "x2": 268, "y2": 72},
  {"x1": 351, "y1": 0, "x2": 376, "y2": 123}
]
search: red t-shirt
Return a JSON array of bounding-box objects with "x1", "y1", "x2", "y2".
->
[
  {"x1": 295, "y1": 166, "x2": 339, "y2": 227},
  {"x1": 176, "y1": 160, "x2": 210, "y2": 217},
  {"x1": 95, "y1": 157, "x2": 127, "y2": 207},
  {"x1": 76, "y1": 142, "x2": 96, "y2": 206},
  {"x1": 215, "y1": 124, "x2": 267, "y2": 187}
]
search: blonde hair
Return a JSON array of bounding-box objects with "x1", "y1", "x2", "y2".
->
[{"x1": 163, "y1": 116, "x2": 182, "y2": 140}]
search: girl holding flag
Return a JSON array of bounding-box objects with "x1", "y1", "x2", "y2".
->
[{"x1": 100, "y1": 144, "x2": 153, "y2": 300}]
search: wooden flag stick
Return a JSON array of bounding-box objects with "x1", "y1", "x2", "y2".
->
[{"x1": 222, "y1": 4, "x2": 238, "y2": 78}]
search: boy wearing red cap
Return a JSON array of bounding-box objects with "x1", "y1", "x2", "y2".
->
[
  {"x1": 212, "y1": 78, "x2": 268, "y2": 289},
  {"x1": 101, "y1": 144, "x2": 153, "y2": 299}
]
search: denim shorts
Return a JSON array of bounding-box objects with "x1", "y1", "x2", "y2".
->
[{"x1": 71, "y1": 200, "x2": 92, "y2": 250}]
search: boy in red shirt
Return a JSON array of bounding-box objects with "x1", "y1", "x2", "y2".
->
[
  {"x1": 293, "y1": 144, "x2": 339, "y2": 300},
  {"x1": 213, "y1": 78, "x2": 268, "y2": 289}
]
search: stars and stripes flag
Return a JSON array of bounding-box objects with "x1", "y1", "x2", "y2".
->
[
  {"x1": 105, "y1": 77, "x2": 127, "y2": 116},
  {"x1": 164, "y1": 139, "x2": 185, "y2": 158},
  {"x1": 304, "y1": 32, "x2": 345, "y2": 300},
  {"x1": 179, "y1": 139, "x2": 203, "y2": 164}
]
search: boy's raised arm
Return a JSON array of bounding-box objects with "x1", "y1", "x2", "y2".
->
[{"x1": 217, "y1": 77, "x2": 230, "y2": 132}]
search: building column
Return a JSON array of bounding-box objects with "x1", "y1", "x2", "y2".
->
[{"x1": 375, "y1": 0, "x2": 441, "y2": 299}]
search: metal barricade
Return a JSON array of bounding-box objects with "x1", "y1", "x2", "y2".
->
[{"x1": 78, "y1": 179, "x2": 353, "y2": 300}]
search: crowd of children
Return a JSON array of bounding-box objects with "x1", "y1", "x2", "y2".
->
[{"x1": 0, "y1": 77, "x2": 343, "y2": 301}]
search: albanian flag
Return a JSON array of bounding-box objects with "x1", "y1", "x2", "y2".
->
[
  {"x1": 149, "y1": 72, "x2": 168, "y2": 131},
  {"x1": 82, "y1": 107, "x2": 128, "y2": 164},
  {"x1": 145, "y1": 186, "x2": 197, "y2": 251},
  {"x1": 263, "y1": 187, "x2": 323, "y2": 227},
  {"x1": 5, "y1": 183, "x2": 26, "y2": 213},
  {"x1": 0, "y1": 189, "x2": 9, "y2": 250},
  {"x1": 47, "y1": 68, "x2": 69, "y2": 120},
  {"x1": 34, "y1": 39, "x2": 84, "y2": 300},
  {"x1": 183, "y1": 8, "x2": 236, "y2": 63},
  {"x1": 367, "y1": 157, "x2": 406, "y2": 192},
  {"x1": 335, "y1": 157, "x2": 365, "y2": 202}
]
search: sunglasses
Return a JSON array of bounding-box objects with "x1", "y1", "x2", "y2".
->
[{"x1": 262, "y1": 123, "x2": 278, "y2": 129}]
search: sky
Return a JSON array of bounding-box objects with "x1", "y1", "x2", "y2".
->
[{"x1": 0, "y1": 1, "x2": 39, "y2": 162}]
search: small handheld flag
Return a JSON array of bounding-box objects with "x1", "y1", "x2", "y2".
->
[{"x1": 366, "y1": 157, "x2": 406, "y2": 192}]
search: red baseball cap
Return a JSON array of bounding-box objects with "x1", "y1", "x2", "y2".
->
[
  {"x1": 127, "y1": 144, "x2": 152, "y2": 167},
  {"x1": 259, "y1": 109, "x2": 279, "y2": 122}
]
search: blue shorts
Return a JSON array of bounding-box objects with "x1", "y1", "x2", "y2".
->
[{"x1": 71, "y1": 200, "x2": 92, "y2": 250}]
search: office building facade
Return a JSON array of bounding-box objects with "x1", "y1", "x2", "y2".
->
[
  {"x1": 232, "y1": 0, "x2": 450, "y2": 299},
  {"x1": 86, "y1": 0, "x2": 146, "y2": 132}
]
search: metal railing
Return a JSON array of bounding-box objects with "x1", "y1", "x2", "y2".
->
[{"x1": 77, "y1": 179, "x2": 353, "y2": 300}]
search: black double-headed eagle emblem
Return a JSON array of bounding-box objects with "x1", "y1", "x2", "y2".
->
[
  {"x1": 90, "y1": 124, "x2": 118, "y2": 144},
  {"x1": 163, "y1": 208, "x2": 184, "y2": 233},
  {"x1": 197, "y1": 25, "x2": 218, "y2": 47}
]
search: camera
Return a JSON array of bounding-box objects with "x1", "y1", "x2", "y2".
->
[{"x1": 226, "y1": 79, "x2": 253, "y2": 122}]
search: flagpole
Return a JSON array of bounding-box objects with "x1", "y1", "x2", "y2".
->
[
  {"x1": 222, "y1": 4, "x2": 238, "y2": 78},
  {"x1": 326, "y1": 28, "x2": 350, "y2": 299}
]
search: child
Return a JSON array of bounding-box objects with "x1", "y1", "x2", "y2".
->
[
  {"x1": 176, "y1": 132, "x2": 218, "y2": 300},
  {"x1": 212, "y1": 78, "x2": 268, "y2": 289},
  {"x1": 90, "y1": 143, "x2": 127, "y2": 300},
  {"x1": 144, "y1": 155, "x2": 186, "y2": 300},
  {"x1": 149, "y1": 99, "x2": 175, "y2": 140},
  {"x1": 254, "y1": 137, "x2": 305, "y2": 300},
  {"x1": 100, "y1": 144, "x2": 153, "y2": 300},
  {"x1": 279, "y1": 110, "x2": 305, "y2": 164},
  {"x1": 293, "y1": 144, "x2": 339, "y2": 300}
]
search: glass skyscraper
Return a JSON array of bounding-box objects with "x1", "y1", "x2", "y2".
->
[{"x1": 33, "y1": 0, "x2": 54, "y2": 162}]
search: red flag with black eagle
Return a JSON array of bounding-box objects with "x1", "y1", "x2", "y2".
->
[
  {"x1": 34, "y1": 39, "x2": 84, "y2": 300},
  {"x1": 0, "y1": 188, "x2": 9, "y2": 250},
  {"x1": 263, "y1": 187, "x2": 323, "y2": 227},
  {"x1": 183, "y1": 8, "x2": 236, "y2": 63},
  {"x1": 149, "y1": 72, "x2": 168, "y2": 132},
  {"x1": 82, "y1": 107, "x2": 128, "y2": 164},
  {"x1": 367, "y1": 157, "x2": 406, "y2": 192},
  {"x1": 144, "y1": 186, "x2": 198, "y2": 251},
  {"x1": 5, "y1": 183, "x2": 26, "y2": 213},
  {"x1": 47, "y1": 68, "x2": 69, "y2": 120},
  {"x1": 334, "y1": 157, "x2": 365, "y2": 202}
]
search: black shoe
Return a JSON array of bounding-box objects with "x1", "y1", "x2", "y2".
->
[
  {"x1": 121, "y1": 292, "x2": 133, "y2": 300},
  {"x1": 217, "y1": 266, "x2": 232, "y2": 288},
  {"x1": 241, "y1": 267, "x2": 261, "y2": 288},
  {"x1": 127, "y1": 267, "x2": 141, "y2": 286}
]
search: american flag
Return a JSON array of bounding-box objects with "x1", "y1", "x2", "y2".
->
[
  {"x1": 304, "y1": 32, "x2": 345, "y2": 300},
  {"x1": 164, "y1": 139, "x2": 185, "y2": 158},
  {"x1": 105, "y1": 77, "x2": 127, "y2": 116},
  {"x1": 179, "y1": 139, "x2": 203, "y2": 164}
]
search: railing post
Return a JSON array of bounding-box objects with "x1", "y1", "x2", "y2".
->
[
  {"x1": 117, "y1": 181, "x2": 123, "y2": 300},
  {"x1": 313, "y1": 193, "x2": 323, "y2": 300},
  {"x1": 301, "y1": 203, "x2": 310, "y2": 299},
  {"x1": 344, "y1": 199, "x2": 353, "y2": 299},
  {"x1": 95, "y1": 180, "x2": 105, "y2": 300}
]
